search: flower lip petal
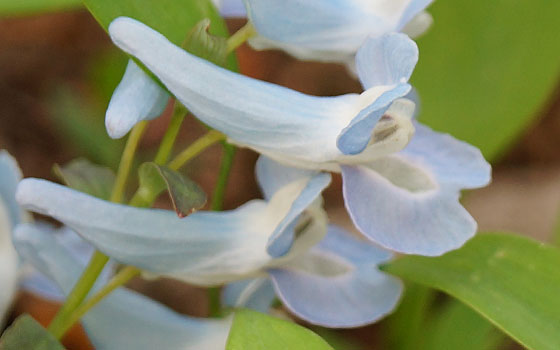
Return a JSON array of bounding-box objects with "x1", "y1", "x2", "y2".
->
[
  {"x1": 337, "y1": 83, "x2": 411, "y2": 155},
  {"x1": 222, "y1": 277, "x2": 276, "y2": 312},
  {"x1": 356, "y1": 33, "x2": 419, "y2": 90},
  {"x1": 106, "y1": 60, "x2": 169, "y2": 139},
  {"x1": 269, "y1": 225, "x2": 402, "y2": 328},
  {"x1": 0, "y1": 150, "x2": 24, "y2": 227}
]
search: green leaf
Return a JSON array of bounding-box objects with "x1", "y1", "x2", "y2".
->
[
  {"x1": 0, "y1": 0, "x2": 81, "y2": 17},
  {"x1": 226, "y1": 309, "x2": 333, "y2": 350},
  {"x1": 83, "y1": 0, "x2": 238, "y2": 71},
  {"x1": 183, "y1": 19, "x2": 228, "y2": 67},
  {"x1": 53, "y1": 158, "x2": 116, "y2": 200},
  {"x1": 382, "y1": 233, "x2": 560, "y2": 350},
  {"x1": 421, "y1": 301, "x2": 504, "y2": 350},
  {"x1": 385, "y1": 284, "x2": 436, "y2": 350},
  {"x1": 414, "y1": 0, "x2": 560, "y2": 160},
  {"x1": 138, "y1": 162, "x2": 207, "y2": 217},
  {"x1": 0, "y1": 315, "x2": 64, "y2": 350}
]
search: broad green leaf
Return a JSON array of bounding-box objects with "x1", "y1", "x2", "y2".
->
[
  {"x1": 53, "y1": 158, "x2": 116, "y2": 200},
  {"x1": 0, "y1": 0, "x2": 81, "y2": 17},
  {"x1": 226, "y1": 309, "x2": 333, "y2": 350},
  {"x1": 421, "y1": 301, "x2": 504, "y2": 350},
  {"x1": 83, "y1": 0, "x2": 238, "y2": 71},
  {"x1": 183, "y1": 19, "x2": 228, "y2": 67},
  {"x1": 414, "y1": 0, "x2": 560, "y2": 160},
  {"x1": 0, "y1": 315, "x2": 64, "y2": 350},
  {"x1": 383, "y1": 233, "x2": 560, "y2": 350},
  {"x1": 385, "y1": 284, "x2": 435, "y2": 350},
  {"x1": 312, "y1": 328, "x2": 363, "y2": 350},
  {"x1": 138, "y1": 162, "x2": 207, "y2": 216}
]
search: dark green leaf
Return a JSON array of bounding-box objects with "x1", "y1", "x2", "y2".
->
[
  {"x1": 0, "y1": 0, "x2": 81, "y2": 17},
  {"x1": 226, "y1": 309, "x2": 333, "y2": 350},
  {"x1": 0, "y1": 315, "x2": 64, "y2": 350},
  {"x1": 53, "y1": 158, "x2": 116, "y2": 200},
  {"x1": 414, "y1": 0, "x2": 560, "y2": 160},
  {"x1": 138, "y1": 162, "x2": 206, "y2": 217},
  {"x1": 183, "y1": 19, "x2": 228, "y2": 66},
  {"x1": 83, "y1": 0, "x2": 238, "y2": 72},
  {"x1": 383, "y1": 233, "x2": 560, "y2": 350}
]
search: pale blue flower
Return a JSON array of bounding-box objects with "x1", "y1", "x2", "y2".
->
[
  {"x1": 105, "y1": 0, "x2": 244, "y2": 139},
  {"x1": 108, "y1": 17, "x2": 491, "y2": 256},
  {"x1": 13, "y1": 223, "x2": 234, "y2": 350},
  {"x1": 244, "y1": 0, "x2": 434, "y2": 63},
  {"x1": 224, "y1": 224, "x2": 403, "y2": 328},
  {"x1": 16, "y1": 157, "x2": 332, "y2": 286}
]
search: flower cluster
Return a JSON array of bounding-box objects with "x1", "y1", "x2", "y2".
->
[{"x1": 2, "y1": 0, "x2": 491, "y2": 348}]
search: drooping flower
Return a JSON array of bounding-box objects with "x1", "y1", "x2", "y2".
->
[
  {"x1": 105, "y1": 0, "x2": 245, "y2": 139},
  {"x1": 243, "y1": 0, "x2": 434, "y2": 63},
  {"x1": 17, "y1": 157, "x2": 403, "y2": 327},
  {"x1": 13, "y1": 223, "x2": 234, "y2": 350},
  {"x1": 108, "y1": 17, "x2": 491, "y2": 256}
]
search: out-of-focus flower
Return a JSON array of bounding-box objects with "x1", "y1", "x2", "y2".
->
[
  {"x1": 14, "y1": 223, "x2": 234, "y2": 350},
  {"x1": 243, "y1": 0, "x2": 434, "y2": 64},
  {"x1": 109, "y1": 17, "x2": 491, "y2": 256},
  {"x1": 16, "y1": 157, "x2": 331, "y2": 286}
]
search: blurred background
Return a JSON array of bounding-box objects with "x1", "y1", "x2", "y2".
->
[{"x1": 0, "y1": 1, "x2": 559, "y2": 349}]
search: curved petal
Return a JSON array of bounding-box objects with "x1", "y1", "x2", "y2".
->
[
  {"x1": 0, "y1": 150, "x2": 24, "y2": 227},
  {"x1": 401, "y1": 11, "x2": 433, "y2": 38},
  {"x1": 222, "y1": 277, "x2": 276, "y2": 313},
  {"x1": 213, "y1": 0, "x2": 246, "y2": 17},
  {"x1": 269, "y1": 225, "x2": 402, "y2": 328},
  {"x1": 16, "y1": 172, "x2": 328, "y2": 285},
  {"x1": 13, "y1": 224, "x2": 232, "y2": 350},
  {"x1": 105, "y1": 60, "x2": 169, "y2": 139},
  {"x1": 0, "y1": 201, "x2": 18, "y2": 326},
  {"x1": 355, "y1": 33, "x2": 419, "y2": 90},
  {"x1": 244, "y1": 0, "x2": 430, "y2": 57},
  {"x1": 342, "y1": 123, "x2": 491, "y2": 256},
  {"x1": 108, "y1": 18, "x2": 412, "y2": 169}
]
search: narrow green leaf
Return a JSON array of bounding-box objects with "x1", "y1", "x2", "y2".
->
[
  {"x1": 183, "y1": 19, "x2": 228, "y2": 66},
  {"x1": 414, "y1": 0, "x2": 560, "y2": 160},
  {"x1": 0, "y1": 0, "x2": 81, "y2": 17},
  {"x1": 382, "y1": 233, "x2": 560, "y2": 350},
  {"x1": 226, "y1": 309, "x2": 333, "y2": 350},
  {"x1": 54, "y1": 158, "x2": 116, "y2": 200},
  {"x1": 0, "y1": 315, "x2": 64, "y2": 350},
  {"x1": 138, "y1": 162, "x2": 207, "y2": 217}
]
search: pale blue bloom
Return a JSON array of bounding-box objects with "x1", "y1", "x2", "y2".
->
[
  {"x1": 108, "y1": 17, "x2": 491, "y2": 256},
  {"x1": 244, "y1": 0, "x2": 434, "y2": 63},
  {"x1": 14, "y1": 223, "x2": 234, "y2": 350},
  {"x1": 16, "y1": 157, "x2": 332, "y2": 286},
  {"x1": 105, "y1": 0, "x2": 244, "y2": 139},
  {"x1": 224, "y1": 224, "x2": 403, "y2": 328}
]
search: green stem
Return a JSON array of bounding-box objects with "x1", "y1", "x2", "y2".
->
[
  {"x1": 110, "y1": 121, "x2": 148, "y2": 203},
  {"x1": 58, "y1": 267, "x2": 141, "y2": 337},
  {"x1": 168, "y1": 130, "x2": 225, "y2": 171},
  {"x1": 47, "y1": 251, "x2": 109, "y2": 339},
  {"x1": 211, "y1": 142, "x2": 236, "y2": 211},
  {"x1": 226, "y1": 22, "x2": 256, "y2": 54},
  {"x1": 153, "y1": 102, "x2": 188, "y2": 165}
]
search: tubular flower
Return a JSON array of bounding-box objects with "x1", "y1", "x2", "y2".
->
[
  {"x1": 243, "y1": 0, "x2": 434, "y2": 63},
  {"x1": 13, "y1": 224, "x2": 234, "y2": 350},
  {"x1": 108, "y1": 17, "x2": 491, "y2": 256},
  {"x1": 16, "y1": 157, "x2": 331, "y2": 286}
]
